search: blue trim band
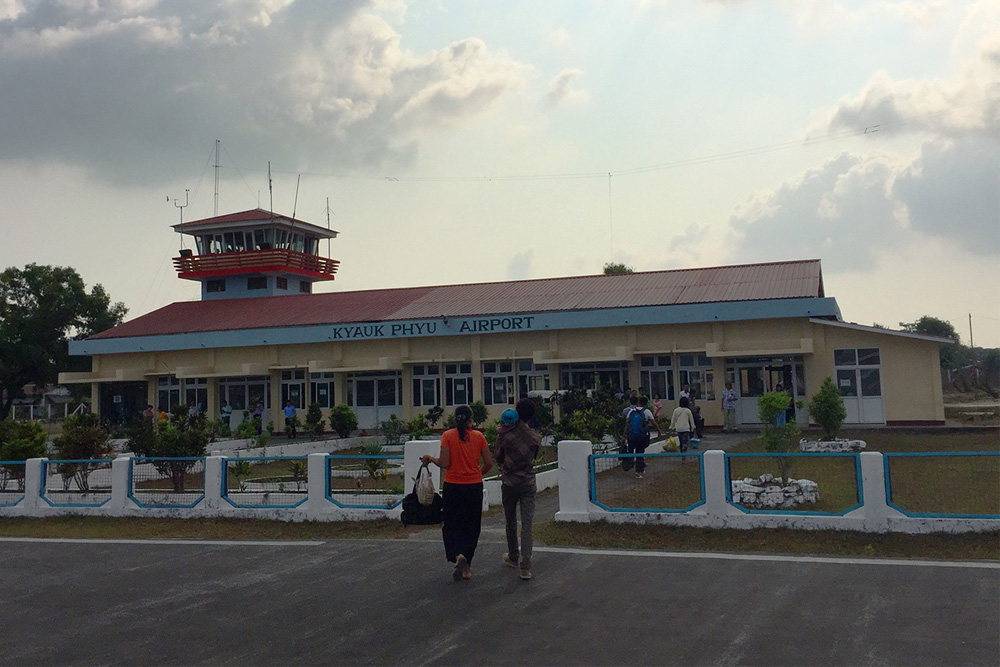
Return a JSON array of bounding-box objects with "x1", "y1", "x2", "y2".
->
[{"x1": 71, "y1": 297, "x2": 841, "y2": 355}]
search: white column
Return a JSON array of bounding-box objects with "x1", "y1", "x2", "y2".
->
[
  {"x1": 23, "y1": 458, "x2": 45, "y2": 511},
  {"x1": 699, "y1": 450, "x2": 732, "y2": 518},
  {"x1": 204, "y1": 456, "x2": 225, "y2": 511},
  {"x1": 404, "y1": 440, "x2": 441, "y2": 495},
  {"x1": 306, "y1": 452, "x2": 331, "y2": 519},
  {"x1": 859, "y1": 451, "x2": 904, "y2": 532},
  {"x1": 109, "y1": 455, "x2": 132, "y2": 514},
  {"x1": 555, "y1": 440, "x2": 593, "y2": 522}
]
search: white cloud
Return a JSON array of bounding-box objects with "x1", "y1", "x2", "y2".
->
[
  {"x1": 546, "y1": 26, "x2": 572, "y2": 48},
  {"x1": 0, "y1": 0, "x2": 528, "y2": 182},
  {"x1": 546, "y1": 68, "x2": 589, "y2": 107}
]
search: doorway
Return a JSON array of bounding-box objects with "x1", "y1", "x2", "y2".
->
[{"x1": 348, "y1": 372, "x2": 402, "y2": 430}]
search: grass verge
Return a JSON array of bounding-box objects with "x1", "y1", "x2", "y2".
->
[
  {"x1": 0, "y1": 516, "x2": 426, "y2": 541},
  {"x1": 535, "y1": 519, "x2": 1000, "y2": 561}
]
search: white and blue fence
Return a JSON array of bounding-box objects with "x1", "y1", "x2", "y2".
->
[{"x1": 557, "y1": 441, "x2": 999, "y2": 534}]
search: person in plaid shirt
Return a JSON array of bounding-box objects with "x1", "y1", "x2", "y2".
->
[{"x1": 494, "y1": 398, "x2": 542, "y2": 580}]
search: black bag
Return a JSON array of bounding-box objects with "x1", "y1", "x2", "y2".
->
[{"x1": 400, "y1": 466, "x2": 443, "y2": 525}]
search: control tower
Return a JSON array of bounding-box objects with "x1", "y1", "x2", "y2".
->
[{"x1": 171, "y1": 208, "x2": 339, "y2": 300}]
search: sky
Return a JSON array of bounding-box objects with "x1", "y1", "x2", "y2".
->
[{"x1": 1, "y1": 0, "x2": 998, "y2": 346}]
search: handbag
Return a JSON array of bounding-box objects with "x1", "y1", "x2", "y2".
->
[{"x1": 400, "y1": 464, "x2": 443, "y2": 525}]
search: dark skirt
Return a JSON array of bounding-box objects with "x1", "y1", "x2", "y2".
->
[{"x1": 441, "y1": 481, "x2": 483, "y2": 564}]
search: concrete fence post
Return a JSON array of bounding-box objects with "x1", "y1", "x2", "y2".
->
[
  {"x1": 204, "y1": 456, "x2": 225, "y2": 511},
  {"x1": 306, "y1": 452, "x2": 330, "y2": 519},
  {"x1": 23, "y1": 458, "x2": 45, "y2": 511},
  {"x1": 700, "y1": 450, "x2": 731, "y2": 518},
  {"x1": 404, "y1": 440, "x2": 442, "y2": 495},
  {"x1": 109, "y1": 456, "x2": 132, "y2": 514},
  {"x1": 555, "y1": 440, "x2": 593, "y2": 522},
  {"x1": 859, "y1": 451, "x2": 904, "y2": 532}
]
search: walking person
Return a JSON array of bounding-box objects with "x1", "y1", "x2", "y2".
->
[
  {"x1": 422, "y1": 405, "x2": 495, "y2": 581},
  {"x1": 721, "y1": 382, "x2": 738, "y2": 432},
  {"x1": 669, "y1": 396, "x2": 696, "y2": 452},
  {"x1": 283, "y1": 400, "x2": 297, "y2": 438},
  {"x1": 495, "y1": 399, "x2": 542, "y2": 581},
  {"x1": 622, "y1": 395, "x2": 659, "y2": 478}
]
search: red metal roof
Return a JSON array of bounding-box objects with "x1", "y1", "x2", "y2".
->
[
  {"x1": 91, "y1": 259, "x2": 824, "y2": 340},
  {"x1": 173, "y1": 208, "x2": 337, "y2": 238}
]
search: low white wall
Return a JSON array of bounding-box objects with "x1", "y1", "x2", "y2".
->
[
  {"x1": 554, "y1": 445, "x2": 999, "y2": 534},
  {"x1": 209, "y1": 435, "x2": 383, "y2": 458}
]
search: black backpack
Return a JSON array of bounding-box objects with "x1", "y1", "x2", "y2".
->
[{"x1": 400, "y1": 468, "x2": 443, "y2": 525}]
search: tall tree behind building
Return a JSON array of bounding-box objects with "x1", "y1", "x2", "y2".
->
[{"x1": 0, "y1": 264, "x2": 127, "y2": 415}]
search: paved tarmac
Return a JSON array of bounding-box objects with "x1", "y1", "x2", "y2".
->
[{"x1": 2, "y1": 532, "x2": 997, "y2": 666}]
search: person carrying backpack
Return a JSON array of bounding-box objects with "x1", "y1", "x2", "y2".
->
[{"x1": 621, "y1": 395, "x2": 659, "y2": 479}]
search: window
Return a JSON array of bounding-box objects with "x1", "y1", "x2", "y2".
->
[
  {"x1": 639, "y1": 355, "x2": 674, "y2": 401},
  {"x1": 183, "y1": 378, "x2": 207, "y2": 414},
  {"x1": 516, "y1": 360, "x2": 550, "y2": 398},
  {"x1": 559, "y1": 362, "x2": 627, "y2": 391},
  {"x1": 483, "y1": 361, "x2": 513, "y2": 405},
  {"x1": 310, "y1": 372, "x2": 335, "y2": 408},
  {"x1": 444, "y1": 363, "x2": 473, "y2": 406},
  {"x1": 248, "y1": 276, "x2": 267, "y2": 290},
  {"x1": 156, "y1": 375, "x2": 181, "y2": 412},
  {"x1": 411, "y1": 365, "x2": 440, "y2": 408},
  {"x1": 834, "y1": 348, "x2": 882, "y2": 398},
  {"x1": 276, "y1": 277, "x2": 288, "y2": 290},
  {"x1": 281, "y1": 369, "x2": 306, "y2": 408},
  {"x1": 679, "y1": 354, "x2": 715, "y2": 401},
  {"x1": 206, "y1": 279, "x2": 226, "y2": 293},
  {"x1": 299, "y1": 281, "x2": 311, "y2": 294},
  {"x1": 156, "y1": 376, "x2": 206, "y2": 413}
]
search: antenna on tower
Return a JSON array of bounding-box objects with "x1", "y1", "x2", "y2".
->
[
  {"x1": 213, "y1": 140, "x2": 220, "y2": 216},
  {"x1": 171, "y1": 189, "x2": 190, "y2": 248},
  {"x1": 325, "y1": 197, "x2": 334, "y2": 259},
  {"x1": 267, "y1": 161, "x2": 274, "y2": 219},
  {"x1": 292, "y1": 174, "x2": 301, "y2": 219}
]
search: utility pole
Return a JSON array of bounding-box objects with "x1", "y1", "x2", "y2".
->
[
  {"x1": 213, "y1": 139, "x2": 220, "y2": 216},
  {"x1": 969, "y1": 313, "x2": 974, "y2": 348}
]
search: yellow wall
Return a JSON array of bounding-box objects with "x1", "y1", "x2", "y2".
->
[{"x1": 77, "y1": 317, "x2": 945, "y2": 427}]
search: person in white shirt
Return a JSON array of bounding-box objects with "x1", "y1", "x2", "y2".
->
[
  {"x1": 669, "y1": 396, "x2": 696, "y2": 452},
  {"x1": 721, "y1": 382, "x2": 738, "y2": 432}
]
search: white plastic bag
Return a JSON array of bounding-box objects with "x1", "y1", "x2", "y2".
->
[{"x1": 416, "y1": 464, "x2": 436, "y2": 506}]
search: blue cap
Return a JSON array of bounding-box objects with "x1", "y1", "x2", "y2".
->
[{"x1": 500, "y1": 409, "x2": 519, "y2": 425}]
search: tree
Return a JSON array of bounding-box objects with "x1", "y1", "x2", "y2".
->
[
  {"x1": 53, "y1": 413, "x2": 113, "y2": 492},
  {"x1": 0, "y1": 419, "x2": 47, "y2": 491},
  {"x1": 603, "y1": 262, "x2": 634, "y2": 275},
  {"x1": 757, "y1": 391, "x2": 800, "y2": 484},
  {"x1": 808, "y1": 377, "x2": 847, "y2": 440},
  {"x1": 304, "y1": 403, "x2": 325, "y2": 436},
  {"x1": 0, "y1": 264, "x2": 126, "y2": 415},
  {"x1": 126, "y1": 411, "x2": 209, "y2": 492}
]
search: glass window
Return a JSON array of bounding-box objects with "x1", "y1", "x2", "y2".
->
[
  {"x1": 281, "y1": 369, "x2": 306, "y2": 409},
  {"x1": 860, "y1": 368, "x2": 882, "y2": 397},
  {"x1": 483, "y1": 361, "x2": 513, "y2": 406},
  {"x1": 299, "y1": 281, "x2": 311, "y2": 294},
  {"x1": 248, "y1": 276, "x2": 267, "y2": 290},
  {"x1": 445, "y1": 364, "x2": 473, "y2": 406},
  {"x1": 412, "y1": 365, "x2": 440, "y2": 408},
  {"x1": 858, "y1": 348, "x2": 881, "y2": 366},
  {"x1": 679, "y1": 354, "x2": 715, "y2": 400},
  {"x1": 276, "y1": 277, "x2": 288, "y2": 290},
  {"x1": 207, "y1": 279, "x2": 226, "y2": 293},
  {"x1": 837, "y1": 370, "x2": 858, "y2": 397},
  {"x1": 311, "y1": 372, "x2": 334, "y2": 408},
  {"x1": 834, "y1": 349, "x2": 857, "y2": 366},
  {"x1": 516, "y1": 360, "x2": 550, "y2": 398}
]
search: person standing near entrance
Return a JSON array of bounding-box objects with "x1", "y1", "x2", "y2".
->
[
  {"x1": 220, "y1": 400, "x2": 232, "y2": 430},
  {"x1": 773, "y1": 383, "x2": 787, "y2": 426},
  {"x1": 422, "y1": 405, "x2": 495, "y2": 582},
  {"x1": 721, "y1": 382, "x2": 738, "y2": 432},
  {"x1": 283, "y1": 400, "x2": 297, "y2": 438},
  {"x1": 495, "y1": 399, "x2": 542, "y2": 581}
]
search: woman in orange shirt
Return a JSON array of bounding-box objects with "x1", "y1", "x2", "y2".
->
[{"x1": 422, "y1": 405, "x2": 494, "y2": 581}]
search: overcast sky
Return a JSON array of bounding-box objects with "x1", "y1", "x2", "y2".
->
[{"x1": 1, "y1": 0, "x2": 998, "y2": 346}]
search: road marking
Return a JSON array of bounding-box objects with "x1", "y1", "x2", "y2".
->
[
  {"x1": 0, "y1": 537, "x2": 324, "y2": 547},
  {"x1": 534, "y1": 546, "x2": 1000, "y2": 570}
]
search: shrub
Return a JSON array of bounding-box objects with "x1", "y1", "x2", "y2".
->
[
  {"x1": 127, "y1": 412, "x2": 210, "y2": 492},
  {"x1": 305, "y1": 403, "x2": 325, "y2": 436},
  {"x1": 483, "y1": 419, "x2": 500, "y2": 447},
  {"x1": 329, "y1": 404, "x2": 358, "y2": 438},
  {"x1": 0, "y1": 419, "x2": 47, "y2": 492},
  {"x1": 361, "y1": 443, "x2": 385, "y2": 479},
  {"x1": 380, "y1": 414, "x2": 406, "y2": 445},
  {"x1": 809, "y1": 377, "x2": 847, "y2": 439},
  {"x1": 470, "y1": 401, "x2": 488, "y2": 427},
  {"x1": 425, "y1": 406, "x2": 444, "y2": 428},
  {"x1": 53, "y1": 413, "x2": 112, "y2": 492},
  {"x1": 406, "y1": 414, "x2": 430, "y2": 440}
]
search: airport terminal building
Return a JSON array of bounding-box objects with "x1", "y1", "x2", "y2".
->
[{"x1": 61, "y1": 209, "x2": 947, "y2": 431}]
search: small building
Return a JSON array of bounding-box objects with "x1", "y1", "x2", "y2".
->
[{"x1": 60, "y1": 208, "x2": 948, "y2": 430}]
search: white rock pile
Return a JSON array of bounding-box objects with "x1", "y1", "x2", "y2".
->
[
  {"x1": 731, "y1": 473, "x2": 819, "y2": 509},
  {"x1": 799, "y1": 438, "x2": 866, "y2": 453}
]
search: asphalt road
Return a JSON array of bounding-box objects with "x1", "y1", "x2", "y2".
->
[{"x1": 1, "y1": 536, "x2": 997, "y2": 666}]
